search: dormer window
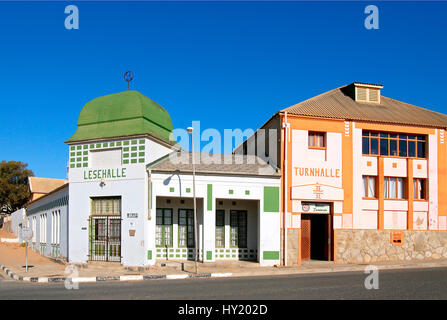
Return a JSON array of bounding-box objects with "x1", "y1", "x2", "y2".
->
[{"x1": 354, "y1": 82, "x2": 383, "y2": 103}]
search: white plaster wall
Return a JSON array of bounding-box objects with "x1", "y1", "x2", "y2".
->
[
  {"x1": 413, "y1": 160, "x2": 428, "y2": 178},
  {"x1": 26, "y1": 186, "x2": 69, "y2": 258},
  {"x1": 69, "y1": 164, "x2": 147, "y2": 266},
  {"x1": 383, "y1": 158, "x2": 407, "y2": 177},
  {"x1": 384, "y1": 210, "x2": 407, "y2": 230},
  {"x1": 146, "y1": 138, "x2": 174, "y2": 164},
  {"x1": 384, "y1": 200, "x2": 408, "y2": 211},
  {"x1": 353, "y1": 126, "x2": 363, "y2": 229},
  {"x1": 361, "y1": 156, "x2": 378, "y2": 176},
  {"x1": 11, "y1": 208, "x2": 25, "y2": 239},
  {"x1": 428, "y1": 132, "x2": 438, "y2": 229},
  {"x1": 150, "y1": 173, "x2": 280, "y2": 266}
]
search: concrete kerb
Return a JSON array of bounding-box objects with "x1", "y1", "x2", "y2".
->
[
  {"x1": 3, "y1": 261, "x2": 447, "y2": 284},
  {"x1": 0, "y1": 264, "x2": 229, "y2": 283}
]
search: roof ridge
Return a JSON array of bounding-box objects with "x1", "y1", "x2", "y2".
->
[{"x1": 281, "y1": 85, "x2": 346, "y2": 112}]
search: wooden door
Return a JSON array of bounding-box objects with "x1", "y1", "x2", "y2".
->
[{"x1": 301, "y1": 216, "x2": 311, "y2": 260}]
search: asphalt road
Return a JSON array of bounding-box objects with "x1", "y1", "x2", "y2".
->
[{"x1": 1, "y1": 267, "x2": 447, "y2": 300}]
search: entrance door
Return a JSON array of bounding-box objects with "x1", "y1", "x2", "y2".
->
[
  {"x1": 89, "y1": 216, "x2": 121, "y2": 262},
  {"x1": 301, "y1": 216, "x2": 311, "y2": 260},
  {"x1": 89, "y1": 197, "x2": 121, "y2": 262},
  {"x1": 301, "y1": 213, "x2": 332, "y2": 261}
]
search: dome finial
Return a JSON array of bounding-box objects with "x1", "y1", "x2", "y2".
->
[{"x1": 124, "y1": 71, "x2": 134, "y2": 90}]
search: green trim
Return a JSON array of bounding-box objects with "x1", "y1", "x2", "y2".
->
[
  {"x1": 147, "y1": 250, "x2": 152, "y2": 260},
  {"x1": 178, "y1": 209, "x2": 195, "y2": 248},
  {"x1": 186, "y1": 188, "x2": 191, "y2": 193},
  {"x1": 215, "y1": 209, "x2": 225, "y2": 248},
  {"x1": 207, "y1": 184, "x2": 213, "y2": 211},
  {"x1": 155, "y1": 208, "x2": 173, "y2": 248},
  {"x1": 245, "y1": 190, "x2": 250, "y2": 195},
  {"x1": 263, "y1": 251, "x2": 279, "y2": 260},
  {"x1": 169, "y1": 187, "x2": 174, "y2": 192},
  {"x1": 263, "y1": 186, "x2": 280, "y2": 212},
  {"x1": 206, "y1": 251, "x2": 212, "y2": 261},
  {"x1": 229, "y1": 189, "x2": 234, "y2": 195}
]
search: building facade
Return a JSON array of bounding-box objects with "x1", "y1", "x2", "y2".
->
[
  {"x1": 46, "y1": 90, "x2": 282, "y2": 266},
  {"x1": 236, "y1": 82, "x2": 447, "y2": 265}
]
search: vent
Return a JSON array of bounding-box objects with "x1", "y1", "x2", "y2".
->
[
  {"x1": 356, "y1": 87, "x2": 367, "y2": 101},
  {"x1": 369, "y1": 88, "x2": 379, "y2": 102},
  {"x1": 353, "y1": 82, "x2": 383, "y2": 103}
]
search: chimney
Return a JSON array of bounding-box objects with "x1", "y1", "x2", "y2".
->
[{"x1": 353, "y1": 82, "x2": 383, "y2": 103}]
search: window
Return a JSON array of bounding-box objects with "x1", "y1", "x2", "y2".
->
[
  {"x1": 230, "y1": 210, "x2": 247, "y2": 248},
  {"x1": 178, "y1": 209, "x2": 194, "y2": 248},
  {"x1": 51, "y1": 210, "x2": 61, "y2": 245},
  {"x1": 40, "y1": 213, "x2": 47, "y2": 243},
  {"x1": 362, "y1": 131, "x2": 426, "y2": 158},
  {"x1": 156, "y1": 209, "x2": 172, "y2": 247},
  {"x1": 32, "y1": 217, "x2": 37, "y2": 243},
  {"x1": 308, "y1": 132, "x2": 325, "y2": 149},
  {"x1": 215, "y1": 210, "x2": 225, "y2": 248},
  {"x1": 413, "y1": 178, "x2": 427, "y2": 200},
  {"x1": 362, "y1": 176, "x2": 377, "y2": 198},
  {"x1": 384, "y1": 177, "x2": 406, "y2": 199},
  {"x1": 91, "y1": 197, "x2": 121, "y2": 216}
]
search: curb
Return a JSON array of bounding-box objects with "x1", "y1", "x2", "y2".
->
[
  {"x1": 3, "y1": 261, "x2": 447, "y2": 284},
  {"x1": 0, "y1": 264, "x2": 228, "y2": 284}
]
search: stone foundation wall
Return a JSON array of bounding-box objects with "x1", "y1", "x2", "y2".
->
[
  {"x1": 280, "y1": 228, "x2": 300, "y2": 266},
  {"x1": 336, "y1": 230, "x2": 447, "y2": 264}
]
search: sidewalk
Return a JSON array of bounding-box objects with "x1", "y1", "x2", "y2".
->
[{"x1": 2, "y1": 238, "x2": 447, "y2": 283}]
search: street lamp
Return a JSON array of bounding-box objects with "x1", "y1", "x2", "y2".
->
[{"x1": 187, "y1": 126, "x2": 199, "y2": 274}]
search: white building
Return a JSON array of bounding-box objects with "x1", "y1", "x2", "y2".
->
[{"x1": 26, "y1": 90, "x2": 281, "y2": 266}]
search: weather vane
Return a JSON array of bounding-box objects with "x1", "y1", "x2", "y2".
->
[{"x1": 124, "y1": 71, "x2": 134, "y2": 90}]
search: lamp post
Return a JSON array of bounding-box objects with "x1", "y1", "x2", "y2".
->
[{"x1": 187, "y1": 126, "x2": 198, "y2": 273}]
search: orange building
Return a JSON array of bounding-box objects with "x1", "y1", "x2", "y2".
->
[{"x1": 237, "y1": 82, "x2": 447, "y2": 266}]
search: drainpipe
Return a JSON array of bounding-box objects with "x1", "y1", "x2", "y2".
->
[
  {"x1": 282, "y1": 112, "x2": 289, "y2": 266},
  {"x1": 146, "y1": 168, "x2": 152, "y2": 220}
]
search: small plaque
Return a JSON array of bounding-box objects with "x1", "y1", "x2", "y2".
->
[
  {"x1": 127, "y1": 213, "x2": 138, "y2": 218},
  {"x1": 20, "y1": 228, "x2": 33, "y2": 241}
]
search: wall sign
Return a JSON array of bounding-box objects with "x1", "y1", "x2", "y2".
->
[
  {"x1": 20, "y1": 228, "x2": 33, "y2": 241},
  {"x1": 127, "y1": 213, "x2": 138, "y2": 218},
  {"x1": 83, "y1": 168, "x2": 127, "y2": 180},
  {"x1": 301, "y1": 202, "x2": 331, "y2": 213}
]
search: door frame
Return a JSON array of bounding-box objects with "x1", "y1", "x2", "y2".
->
[{"x1": 300, "y1": 202, "x2": 334, "y2": 261}]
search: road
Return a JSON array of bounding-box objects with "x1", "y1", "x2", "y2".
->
[{"x1": 0, "y1": 267, "x2": 447, "y2": 300}]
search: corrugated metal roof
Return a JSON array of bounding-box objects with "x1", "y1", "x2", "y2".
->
[
  {"x1": 282, "y1": 83, "x2": 447, "y2": 128},
  {"x1": 149, "y1": 152, "x2": 280, "y2": 177}
]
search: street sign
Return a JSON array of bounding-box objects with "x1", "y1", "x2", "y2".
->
[{"x1": 21, "y1": 228, "x2": 33, "y2": 241}]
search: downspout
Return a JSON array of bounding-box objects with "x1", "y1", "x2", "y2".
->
[
  {"x1": 146, "y1": 168, "x2": 152, "y2": 220},
  {"x1": 282, "y1": 112, "x2": 289, "y2": 266}
]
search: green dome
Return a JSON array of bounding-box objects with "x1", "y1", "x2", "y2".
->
[{"x1": 66, "y1": 90, "x2": 174, "y2": 144}]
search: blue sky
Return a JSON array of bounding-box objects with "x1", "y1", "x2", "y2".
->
[{"x1": 1, "y1": 1, "x2": 446, "y2": 178}]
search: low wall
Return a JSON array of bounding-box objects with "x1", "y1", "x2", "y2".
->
[{"x1": 336, "y1": 230, "x2": 447, "y2": 264}]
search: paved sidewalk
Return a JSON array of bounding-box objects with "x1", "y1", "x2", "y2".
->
[{"x1": 2, "y1": 238, "x2": 447, "y2": 283}]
